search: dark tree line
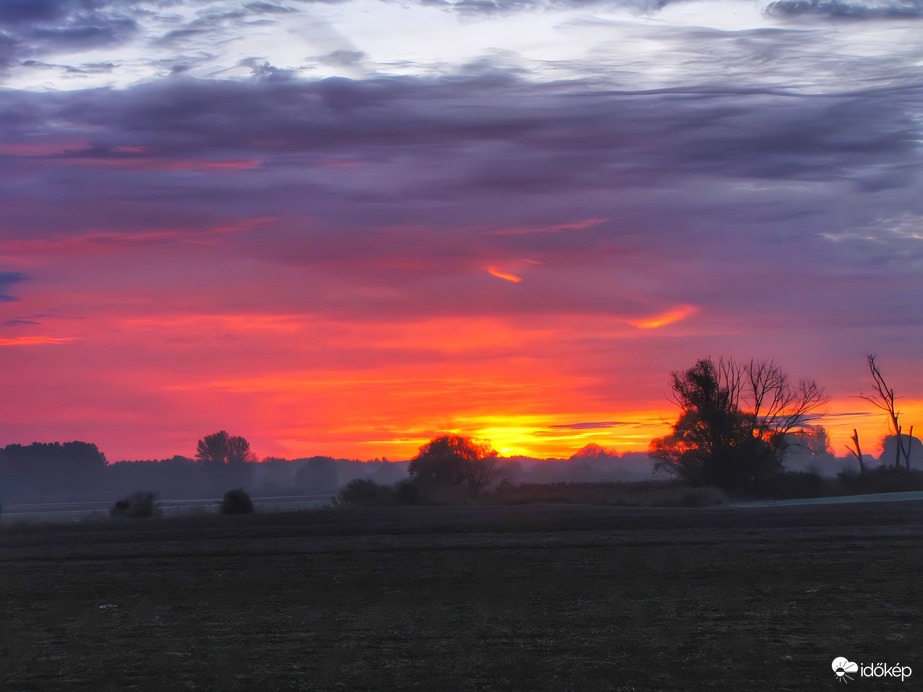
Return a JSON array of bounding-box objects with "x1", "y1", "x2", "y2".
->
[
  {"x1": 0, "y1": 441, "x2": 107, "y2": 499},
  {"x1": 0, "y1": 425, "x2": 402, "y2": 504}
]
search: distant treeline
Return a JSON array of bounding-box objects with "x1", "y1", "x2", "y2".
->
[
  {"x1": 0, "y1": 443, "x2": 406, "y2": 504},
  {"x1": 0, "y1": 434, "x2": 900, "y2": 505},
  {"x1": 0, "y1": 440, "x2": 654, "y2": 504}
]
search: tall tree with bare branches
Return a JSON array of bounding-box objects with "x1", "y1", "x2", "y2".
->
[
  {"x1": 650, "y1": 357, "x2": 827, "y2": 494},
  {"x1": 859, "y1": 354, "x2": 914, "y2": 469}
]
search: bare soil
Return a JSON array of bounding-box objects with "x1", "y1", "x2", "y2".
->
[{"x1": 1, "y1": 502, "x2": 920, "y2": 690}]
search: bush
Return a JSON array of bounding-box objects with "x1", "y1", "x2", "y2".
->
[
  {"x1": 221, "y1": 488, "x2": 255, "y2": 515},
  {"x1": 754, "y1": 471, "x2": 831, "y2": 500},
  {"x1": 394, "y1": 479, "x2": 420, "y2": 505},
  {"x1": 335, "y1": 478, "x2": 395, "y2": 507},
  {"x1": 110, "y1": 491, "x2": 160, "y2": 519},
  {"x1": 836, "y1": 466, "x2": 923, "y2": 495}
]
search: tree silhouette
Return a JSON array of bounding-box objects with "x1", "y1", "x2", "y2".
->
[
  {"x1": 226, "y1": 435, "x2": 253, "y2": 465},
  {"x1": 195, "y1": 431, "x2": 254, "y2": 465},
  {"x1": 409, "y1": 435, "x2": 500, "y2": 498},
  {"x1": 0, "y1": 441, "x2": 107, "y2": 499},
  {"x1": 857, "y1": 354, "x2": 914, "y2": 469},
  {"x1": 649, "y1": 357, "x2": 826, "y2": 495}
]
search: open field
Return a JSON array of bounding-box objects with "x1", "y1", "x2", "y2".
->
[
  {"x1": 0, "y1": 495, "x2": 336, "y2": 524},
  {"x1": 1, "y1": 502, "x2": 921, "y2": 690}
]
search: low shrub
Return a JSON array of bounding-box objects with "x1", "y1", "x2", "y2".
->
[
  {"x1": 335, "y1": 478, "x2": 395, "y2": 507},
  {"x1": 110, "y1": 491, "x2": 160, "y2": 519},
  {"x1": 836, "y1": 466, "x2": 923, "y2": 495},
  {"x1": 221, "y1": 488, "x2": 255, "y2": 515},
  {"x1": 754, "y1": 471, "x2": 831, "y2": 500},
  {"x1": 394, "y1": 479, "x2": 420, "y2": 505}
]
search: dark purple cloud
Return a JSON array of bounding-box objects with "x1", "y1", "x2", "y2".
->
[
  {"x1": 6, "y1": 76, "x2": 917, "y2": 183},
  {"x1": 3, "y1": 318, "x2": 39, "y2": 326},
  {"x1": 1, "y1": 66, "x2": 921, "y2": 332},
  {"x1": 0, "y1": 0, "x2": 102, "y2": 25},
  {"x1": 0, "y1": 271, "x2": 27, "y2": 302},
  {"x1": 0, "y1": 0, "x2": 136, "y2": 67},
  {"x1": 766, "y1": 0, "x2": 923, "y2": 19}
]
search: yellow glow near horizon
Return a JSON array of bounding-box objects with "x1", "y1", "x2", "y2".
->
[{"x1": 820, "y1": 397, "x2": 923, "y2": 458}]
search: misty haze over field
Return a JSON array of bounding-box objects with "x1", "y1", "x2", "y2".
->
[{"x1": 1, "y1": 436, "x2": 915, "y2": 508}]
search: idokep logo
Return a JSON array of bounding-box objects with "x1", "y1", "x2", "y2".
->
[
  {"x1": 832, "y1": 657, "x2": 913, "y2": 683},
  {"x1": 832, "y1": 658, "x2": 859, "y2": 683}
]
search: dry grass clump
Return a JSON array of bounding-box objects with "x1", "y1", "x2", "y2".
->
[{"x1": 110, "y1": 491, "x2": 161, "y2": 519}]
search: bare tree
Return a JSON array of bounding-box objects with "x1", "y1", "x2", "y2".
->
[
  {"x1": 650, "y1": 357, "x2": 827, "y2": 494},
  {"x1": 744, "y1": 358, "x2": 828, "y2": 451},
  {"x1": 859, "y1": 354, "x2": 913, "y2": 469},
  {"x1": 846, "y1": 428, "x2": 866, "y2": 474}
]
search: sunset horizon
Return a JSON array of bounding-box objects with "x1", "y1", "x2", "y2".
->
[{"x1": 1, "y1": 0, "x2": 920, "y2": 465}]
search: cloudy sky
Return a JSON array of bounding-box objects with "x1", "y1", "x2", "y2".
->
[{"x1": 0, "y1": 0, "x2": 921, "y2": 461}]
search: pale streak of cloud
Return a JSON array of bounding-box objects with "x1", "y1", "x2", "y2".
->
[
  {"x1": 117, "y1": 313, "x2": 307, "y2": 334},
  {"x1": 63, "y1": 158, "x2": 263, "y2": 172},
  {"x1": 0, "y1": 336, "x2": 76, "y2": 346},
  {"x1": 488, "y1": 266, "x2": 523, "y2": 283},
  {"x1": 630, "y1": 305, "x2": 698, "y2": 329},
  {"x1": 490, "y1": 218, "x2": 608, "y2": 236},
  {"x1": 0, "y1": 217, "x2": 277, "y2": 255},
  {"x1": 0, "y1": 140, "x2": 90, "y2": 156}
]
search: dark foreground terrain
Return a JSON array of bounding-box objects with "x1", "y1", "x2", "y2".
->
[{"x1": 1, "y1": 502, "x2": 920, "y2": 690}]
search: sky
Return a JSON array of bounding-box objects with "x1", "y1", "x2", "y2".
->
[{"x1": 0, "y1": 0, "x2": 921, "y2": 462}]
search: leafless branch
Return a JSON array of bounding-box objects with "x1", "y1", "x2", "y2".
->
[
  {"x1": 859, "y1": 354, "x2": 911, "y2": 469},
  {"x1": 846, "y1": 428, "x2": 866, "y2": 473}
]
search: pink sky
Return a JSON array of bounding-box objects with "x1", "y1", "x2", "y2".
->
[{"x1": 1, "y1": 0, "x2": 921, "y2": 462}]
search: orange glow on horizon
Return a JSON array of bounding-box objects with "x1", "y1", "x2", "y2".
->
[{"x1": 0, "y1": 295, "x2": 918, "y2": 462}]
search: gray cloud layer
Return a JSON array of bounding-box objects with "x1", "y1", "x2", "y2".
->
[
  {"x1": 766, "y1": 0, "x2": 923, "y2": 19},
  {"x1": 1, "y1": 67, "x2": 920, "y2": 333},
  {"x1": 0, "y1": 0, "x2": 137, "y2": 67}
]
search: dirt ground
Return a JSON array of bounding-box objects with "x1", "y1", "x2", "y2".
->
[{"x1": 1, "y1": 502, "x2": 920, "y2": 690}]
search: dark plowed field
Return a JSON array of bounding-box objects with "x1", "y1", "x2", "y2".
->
[{"x1": 2, "y1": 502, "x2": 920, "y2": 690}]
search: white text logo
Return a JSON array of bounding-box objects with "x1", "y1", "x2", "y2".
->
[{"x1": 832, "y1": 657, "x2": 912, "y2": 683}]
